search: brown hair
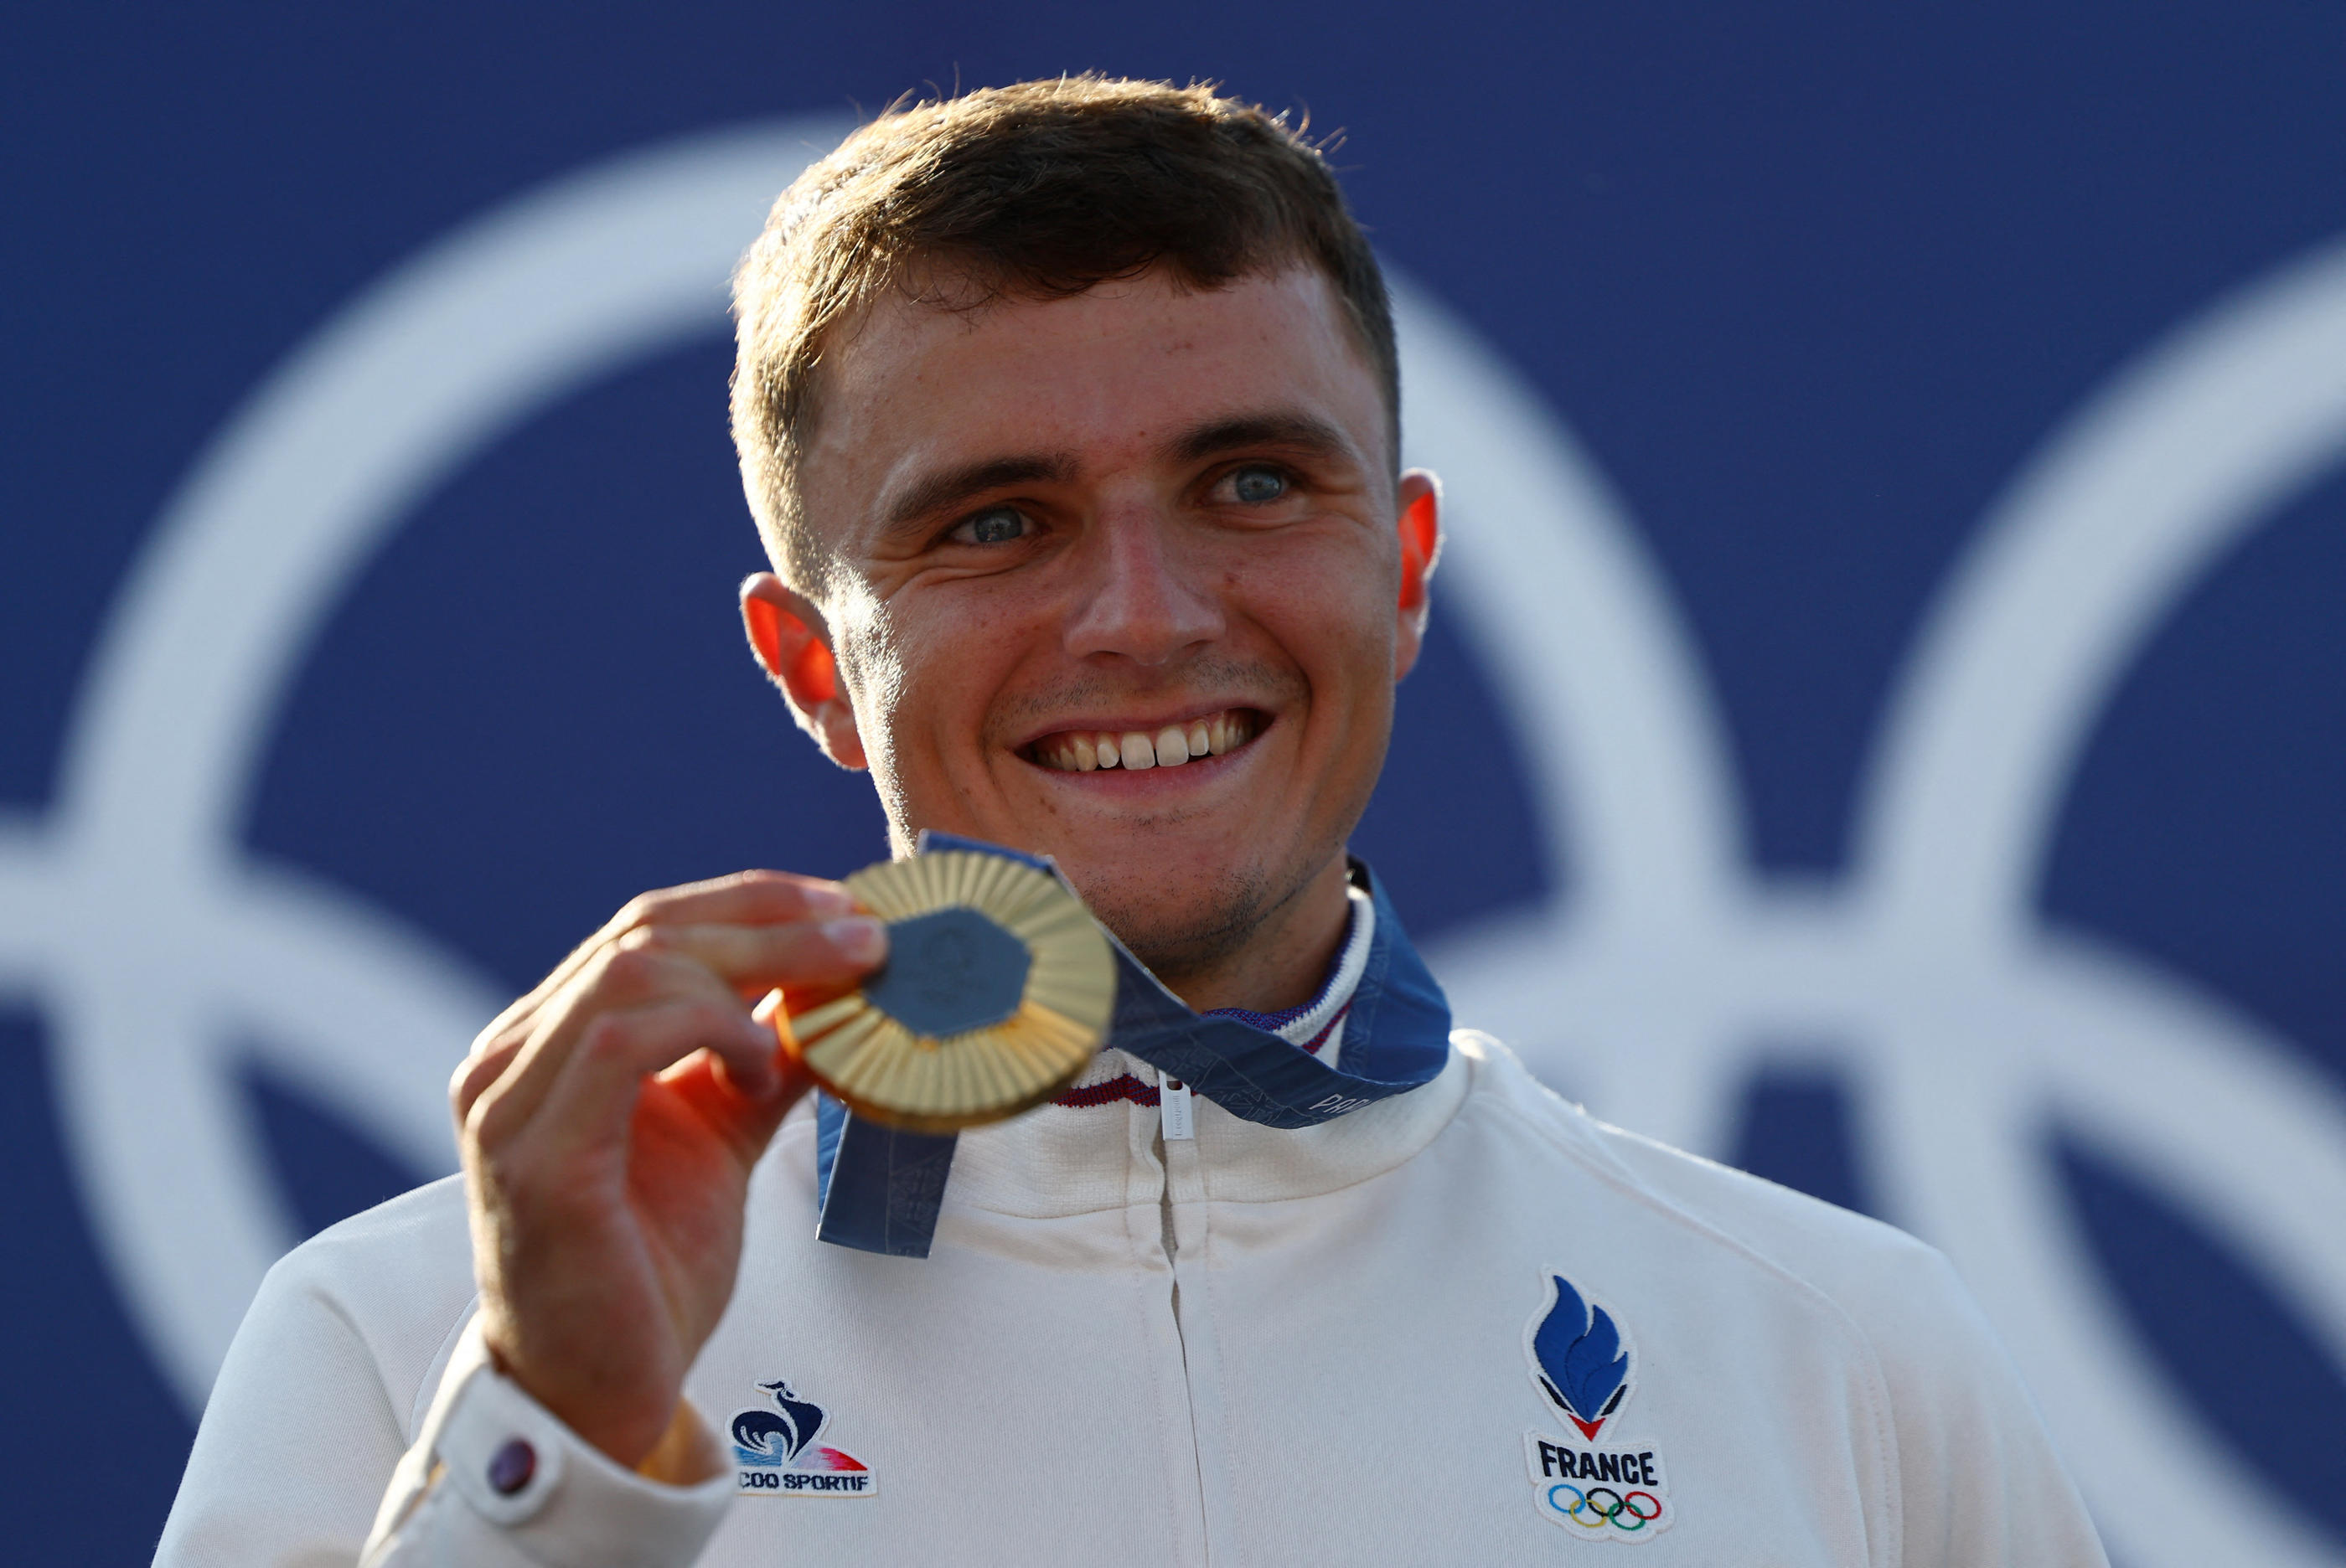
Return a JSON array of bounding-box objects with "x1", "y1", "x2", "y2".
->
[{"x1": 730, "y1": 75, "x2": 1398, "y2": 591}]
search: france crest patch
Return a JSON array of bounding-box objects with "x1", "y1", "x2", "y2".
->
[{"x1": 1522, "y1": 1273, "x2": 1672, "y2": 1540}]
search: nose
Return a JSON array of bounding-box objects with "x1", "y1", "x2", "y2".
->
[{"x1": 1062, "y1": 503, "x2": 1225, "y2": 666}]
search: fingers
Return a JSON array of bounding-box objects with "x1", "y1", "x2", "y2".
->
[
  {"x1": 653, "y1": 1011, "x2": 818, "y2": 1165},
  {"x1": 458, "y1": 909, "x2": 886, "y2": 1149},
  {"x1": 529, "y1": 996, "x2": 793, "y2": 1165},
  {"x1": 609, "y1": 869, "x2": 860, "y2": 937},
  {"x1": 612, "y1": 916, "x2": 888, "y2": 998},
  {"x1": 468, "y1": 948, "x2": 760, "y2": 1144},
  {"x1": 452, "y1": 1033, "x2": 525, "y2": 1124},
  {"x1": 457, "y1": 869, "x2": 879, "y2": 1110},
  {"x1": 475, "y1": 871, "x2": 859, "y2": 1046}
]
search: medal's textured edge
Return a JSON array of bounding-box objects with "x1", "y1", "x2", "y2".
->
[{"x1": 787, "y1": 852, "x2": 1114, "y2": 1130}]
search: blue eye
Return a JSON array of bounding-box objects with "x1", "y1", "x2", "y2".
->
[
  {"x1": 1231, "y1": 467, "x2": 1287, "y2": 503},
  {"x1": 953, "y1": 507, "x2": 1027, "y2": 545}
]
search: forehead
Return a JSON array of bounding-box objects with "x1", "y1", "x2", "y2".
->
[{"x1": 799, "y1": 266, "x2": 1389, "y2": 517}]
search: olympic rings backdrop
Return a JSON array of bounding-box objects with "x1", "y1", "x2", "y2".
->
[{"x1": 6, "y1": 6, "x2": 2345, "y2": 1562}]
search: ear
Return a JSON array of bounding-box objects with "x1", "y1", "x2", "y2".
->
[
  {"x1": 1392, "y1": 468, "x2": 1443, "y2": 680},
  {"x1": 740, "y1": 572, "x2": 867, "y2": 771}
]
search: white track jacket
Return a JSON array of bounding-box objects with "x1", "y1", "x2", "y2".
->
[{"x1": 158, "y1": 1022, "x2": 2106, "y2": 1565}]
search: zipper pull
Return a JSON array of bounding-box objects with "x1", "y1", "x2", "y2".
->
[{"x1": 1160, "y1": 1077, "x2": 1196, "y2": 1141}]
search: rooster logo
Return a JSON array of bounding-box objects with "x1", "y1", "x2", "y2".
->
[
  {"x1": 729, "y1": 1379, "x2": 872, "y2": 1482},
  {"x1": 732, "y1": 1380, "x2": 826, "y2": 1463},
  {"x1": 1530, "y1": 1275, "x2": 1633, "y2": 1441}
]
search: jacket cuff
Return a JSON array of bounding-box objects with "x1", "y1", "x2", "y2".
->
[{"x1": 375, "y1": 1318, "x2": 732, "y2": 1566}]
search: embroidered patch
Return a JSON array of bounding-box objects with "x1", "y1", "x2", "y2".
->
[
  {"x1": 729, "y1": 1380, "x2": 876, "y2": 1497},
  {"x1": 1522, "y1": 1274, "x2": 1672, "y2": 1539}
]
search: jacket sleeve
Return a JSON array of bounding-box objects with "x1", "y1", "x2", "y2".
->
[
  {"x1": 155, "y1": 1214, "x2": 732, "y2": 1566},
  {"x1": 1578, "y1": 1113, "x2": 2109, "y2": 1567},
  {"x1": 1866, "y1": 1242, "x2": 2109, "y2": 1568},
  {"x1": 155, "y1": 1235, "x2": 420, "y2": 1565},
  {"x1": 357, "y1": 1320, "x2": 732, "y2": 1566}
]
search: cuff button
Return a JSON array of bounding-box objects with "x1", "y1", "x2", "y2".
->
[{"x1": 488, "y1": 1437, "x2": 537, "y2": 1496}]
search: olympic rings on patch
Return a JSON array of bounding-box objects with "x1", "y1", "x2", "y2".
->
[{"x1": 1545, "y1": 1483, "x2": 1664, "y2": 1530}]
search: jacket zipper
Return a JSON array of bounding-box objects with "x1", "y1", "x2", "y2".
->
[{"x1": 1157, "y1": 1078, "x2": 1212, "y2": 1565}]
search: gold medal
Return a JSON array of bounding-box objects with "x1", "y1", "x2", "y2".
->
[{"x1": 781, "y1": 849, "x2": 1116, "y2": 1132}]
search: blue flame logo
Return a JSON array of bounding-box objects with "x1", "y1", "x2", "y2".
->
[
  {"x1": 1532, "y1": 1275, "x2": 1632, "y2": 1439},
  {"x1": 731, "y1": 1380, "x2": 828, "y2": 1466}
]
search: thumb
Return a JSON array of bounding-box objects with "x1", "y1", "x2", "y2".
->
[{"x1": 659, "y1": 1000, "x2": 817, "y2": 1166}]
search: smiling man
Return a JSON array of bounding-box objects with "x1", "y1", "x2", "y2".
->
[
  {"x1": 158, "y1": 79, "x2": 2106, "y2": 1566},
  {"x1": 748, "y1": 257, "x2": 1424, "y2": 1013}
]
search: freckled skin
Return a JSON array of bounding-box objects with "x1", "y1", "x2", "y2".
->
[{"x1": 752, "y1": 266, "x2": 1439, "y2": 1012}]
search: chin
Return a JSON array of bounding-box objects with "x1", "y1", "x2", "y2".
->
[{"x1": 1053, "y1": 850, "x2": 1278, "y2": 981}]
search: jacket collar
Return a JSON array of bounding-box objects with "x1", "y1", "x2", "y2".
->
[{"x1": 814, "y1": 839, "x2": 1455, "y2": 1257}]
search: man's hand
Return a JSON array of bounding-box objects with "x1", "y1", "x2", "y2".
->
[{"x1": 449, "y1": 871, "x2": 886, "y2": 1473}]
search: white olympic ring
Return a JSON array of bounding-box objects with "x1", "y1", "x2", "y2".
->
[{"x1": 0, "y1": 117, "x2": 2339, "y2": 1568}]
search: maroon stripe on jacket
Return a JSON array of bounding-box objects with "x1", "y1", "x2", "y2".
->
[{"x1": 1050, "y1": 1002, "x2": 1351, "y2": 1109}]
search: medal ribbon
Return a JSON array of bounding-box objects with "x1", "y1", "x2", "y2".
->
[{"x1": 813, "y1": 833, "x2": 1454, "y2": 1256}]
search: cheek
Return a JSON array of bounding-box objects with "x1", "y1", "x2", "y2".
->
[
  {"x1": 874, "y1": 591, "x2": 1036, "y2": 752},
  {"x1": 828, "y1": 596, "x2": 910, "y2": 742},
  {"x1": 1256, "y1": 552, "x2": 1398, "y2": 700}
]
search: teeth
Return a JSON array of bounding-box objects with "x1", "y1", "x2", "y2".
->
[{"x1": 1032, "y1": 710, "x2": 1259, "y2": 772}]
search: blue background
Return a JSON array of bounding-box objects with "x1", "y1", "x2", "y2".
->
[{"x1": 5, "y1": 3, "x2": 2343, "y2": 1558}]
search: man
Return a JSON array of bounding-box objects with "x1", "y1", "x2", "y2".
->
[{"x1": 159, "y1": 78, "x2": 2106, "y2": 1565}]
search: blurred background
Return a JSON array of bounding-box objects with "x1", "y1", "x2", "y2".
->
[{"x1": 5, "y1": 3, "x2": 2344, "y2": 1561}]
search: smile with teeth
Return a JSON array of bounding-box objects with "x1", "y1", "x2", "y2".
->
[{"x1": 1030, "y1": 709, "x2": 1262, "y2": 773}]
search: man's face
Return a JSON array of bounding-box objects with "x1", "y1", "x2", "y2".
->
[{"x1": 773, "y1": 265, "x2": 1434, "y2": 980}]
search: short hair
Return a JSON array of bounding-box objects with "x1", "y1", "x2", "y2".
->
[{"x1": 730, "y1": 75, "x2": 1399, "y2": 592}]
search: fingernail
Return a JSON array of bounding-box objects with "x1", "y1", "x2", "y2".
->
[
  {"x1": 823, "y1": 916, "x2": 886, "y2": 964},
  {"x1": 735, "y1": 1023, "x2": 781, "y2": 1096},
  {"x1": 804, "y1": 884, "x2": 855, "y2": 917}
]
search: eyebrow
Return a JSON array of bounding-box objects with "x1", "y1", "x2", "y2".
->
[
  {"x1": 1170, "y1": 410, "x2": 1359, "y2": 467},
  {"x1": 881, "y1": 453, "x2": 1076, "y2": 534}
]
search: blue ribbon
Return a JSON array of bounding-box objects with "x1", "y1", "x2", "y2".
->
[{"x1": 814, "y1": 833, "x2": 1454, "y2": 1256}]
